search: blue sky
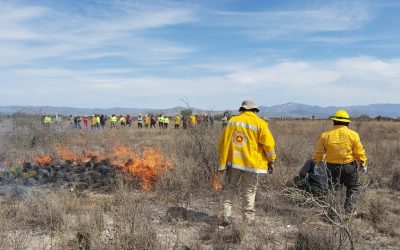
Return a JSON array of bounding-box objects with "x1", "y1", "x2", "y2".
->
[{"x1": 1, "y1": 0, "x2": 400, "y2": 109}]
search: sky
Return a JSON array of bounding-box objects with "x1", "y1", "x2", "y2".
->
[{"x1": 0, "y1": 0, "x2": 400, "y2": 110}]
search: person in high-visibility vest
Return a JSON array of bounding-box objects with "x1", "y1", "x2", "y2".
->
[
  {"x1": 119, "y1": 115, "x2": 126, "y2": 127},
  {"x1": 43, "y1": 115, "x2": 52, "y2": 127},
  {"x1": 110, "y1": 114, "x2": 118, "y2": 128},
  {"x1": 164, "y1": 116, "x2": 169, "y2": 129},
  {"x1": 190, "y1": 115, "x2": 196, "y2": 126},
  {"x1": 174, "y1": 114, "x2": 181, "y2": 129},
  {"x1": 158, "y1": 115, "x2": 164, "y2": 129},
  {"x1": 144, "y1": 115, "x2": 150, "y2": 128},
  {"x1": 218, "y1": 100, "x2": 276, "y2": 226},
  {"x1": 91, "y1": 115, "x2": 97, "y2": 129}
]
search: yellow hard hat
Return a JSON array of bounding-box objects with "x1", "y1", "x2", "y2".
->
[{"x1": 331, "y1": 109, "x2": 350, "y2": 123}]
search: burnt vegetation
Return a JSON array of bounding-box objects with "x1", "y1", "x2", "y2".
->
[{"x1": 0, "y1": 114, "x2": 399, "y2": 249}]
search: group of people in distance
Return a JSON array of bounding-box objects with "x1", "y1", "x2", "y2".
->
[{"x1": 42, "y1": 113, "x2": 218, "y2": 130}]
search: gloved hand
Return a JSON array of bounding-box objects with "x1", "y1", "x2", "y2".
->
[
  {"x1": 268, "y1": 162, "x2": 275, "y2": 174},
  {"x1": 359, "y1": 165, "x2": 367, "y2": 174}
]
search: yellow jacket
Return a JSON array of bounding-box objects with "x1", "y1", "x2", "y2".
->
[
  {"x1": 191, "y1": 115, "x2": 196, "y2": 125},
  {"x1": 110, "y1": 116, "x2": 117, "y2": 123},
  {"x1": 144, "y1": 116, "x2": 150, "y2": 125},
  {"x1": 313, "y1": 125, "x2": 367, "y2": 166},
  {"x1": 175, "y1": 115, "x2": 181, "y2": 125},
  {"x1": 218, "y1": 111, "x2": 276, "y2": 173},
  {"x1": 91, "y1": 117, "x2": 97, "y2": 125}
]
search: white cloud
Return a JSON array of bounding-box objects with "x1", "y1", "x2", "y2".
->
[
  {"x1": 0, "y1": 1, "x2": 195, "y2": 66},
  {"x1": 226, "y1": 61, "x2": 340, "y2": 87},
  {"x1": 336, "y1": 57, "x2": 400, "y2": 80},
  {"x1": 206, "y1": 2, "x2": 370, "y2": 39},
  {"x1": 0, "y1": 3, "x2": 48, "y2": 40},
  {"x1": 2, "y1": 56, "x2": 399, "y2": 108}
]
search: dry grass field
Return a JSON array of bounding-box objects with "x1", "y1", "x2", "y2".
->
[{"x1": 0, "y1": 114, "x2": 399, "y2": 249}]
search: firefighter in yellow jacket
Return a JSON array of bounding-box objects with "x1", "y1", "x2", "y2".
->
[
  {"x1": 313, "y1": 109, "x2": 367, "y2": 214},
  {"x1": 218, "y1": 100, "x2": 276, "y2": 226},
  {"x1": 174, "y1": 114, "x2": 181, "y2": 129}
]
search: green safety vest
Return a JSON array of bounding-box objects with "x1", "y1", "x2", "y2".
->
[{"x1": 44, "y1": 117, "x2": 52, "y2": 124}]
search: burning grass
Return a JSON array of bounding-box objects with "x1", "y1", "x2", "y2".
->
[{"x1": 5, "y1": 144, "x2": 172, "y2": 192}]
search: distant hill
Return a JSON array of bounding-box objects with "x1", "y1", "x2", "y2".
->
[
  {"x1": 259, "y1": 102, "x2": 400, "y2": 118},
  {"x1": 0, "y1": 106, "x2": 204, "y2": 117},
  {"x1": 0, "y1": 103, "x2": 399, "y2": 118}
]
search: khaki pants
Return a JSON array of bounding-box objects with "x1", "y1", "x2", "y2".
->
[{"x1": 223, "y1": 167, "x2": 258, "y2": 222}]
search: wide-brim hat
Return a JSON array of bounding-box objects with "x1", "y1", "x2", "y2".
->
[{"x1": 239, "y1": 100, "x2": 259, "y2": 112}]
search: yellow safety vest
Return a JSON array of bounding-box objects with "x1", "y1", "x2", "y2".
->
[{"x1": 44, "y1": 116, "x2": 52, "y2": 124}]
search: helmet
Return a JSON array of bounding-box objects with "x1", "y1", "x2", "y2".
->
[{"x1": 331, "y1": 110, "x2": 350, "y2": 123}]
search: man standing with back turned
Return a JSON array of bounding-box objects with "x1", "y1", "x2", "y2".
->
[
  {"x1": 218, "y1": 100, "x2": 276, "y2": 226},
  {"x1": 313, "y1": 110, "x2": 367, "y2": 215}
]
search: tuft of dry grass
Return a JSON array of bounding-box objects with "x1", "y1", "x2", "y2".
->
[{"x1": 294, "y1": 225, "x2": 337, "y2": 250}]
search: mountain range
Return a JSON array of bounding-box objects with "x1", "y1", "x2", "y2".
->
[{"x1": 0, "y1": 103, "x2": 399, "y2": 118}]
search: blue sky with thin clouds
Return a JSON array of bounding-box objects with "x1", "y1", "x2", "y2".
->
[{"x1": 1, "y1": 0, "x2": 400, "y2": 109}]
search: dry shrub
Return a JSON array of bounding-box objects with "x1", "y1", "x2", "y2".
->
[
  {"x1": 295, "y1": 225, "x2": 336, "y2": 250},
  {"x1": 156, "y1": 126, "x2": 220, "y2": 202},
  {"x1": 0, "y1": 114, "x2": 69, "y2": 165},
  {"x1": 68, "y1": 205, "x2": 107, "y2": 249},
  {"x1": 16, "y1": 189, "x2": 66, "y2": 231},
  {"x1": 369, "y1": 200, "x2": 386, "y2": 225},
  {"x1": 112, "y1": 189, "x2": 159, "y2": 249},
  {"x1": 3, "y1": 230, "x2": 30, "y2": 250},
  {"x1": 200, "y1": 223, "x2": 244, "y2": 249},
  {"x1": 391, "y1": 169, "x2": 400, "y2": 191},
  {"x1": 368, "y1": 200, "x2": 400, "y2": 236}
]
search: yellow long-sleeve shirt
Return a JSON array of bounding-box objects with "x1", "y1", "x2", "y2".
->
[
  {"x1": 174, "y1": 115, "x2": 181, "y2": 125},
  {"x1": 313, "y1": 125, "x2": 367, "y2": 166},
  {"x1": 218, "y1": 111, "x2": 276, "y2": 173}
]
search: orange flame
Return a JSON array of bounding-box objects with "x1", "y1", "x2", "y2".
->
[
  {"x1": 211, "y1": 174, "x2": 222, "y2": 192},
  {"x1": 111, "y1": 147, "x2": 171, "y2": 191},
  {"x1": 56, "y1": 145, "x2": 95, "y2": 163},
  {"x1": 31, "y1": 144, "x2": 171, "y2": 191},
  {"x1": 33, "y1": 155, "x2": 53, "y2": 165}
]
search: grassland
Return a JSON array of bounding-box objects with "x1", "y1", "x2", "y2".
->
[{"x1": 0, "y1": 114, "x2": 399, "y2": 249}]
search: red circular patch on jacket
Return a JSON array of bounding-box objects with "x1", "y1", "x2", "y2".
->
[{"x1": 236, "y1": 135, "x2": 244, "y2": 143}]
